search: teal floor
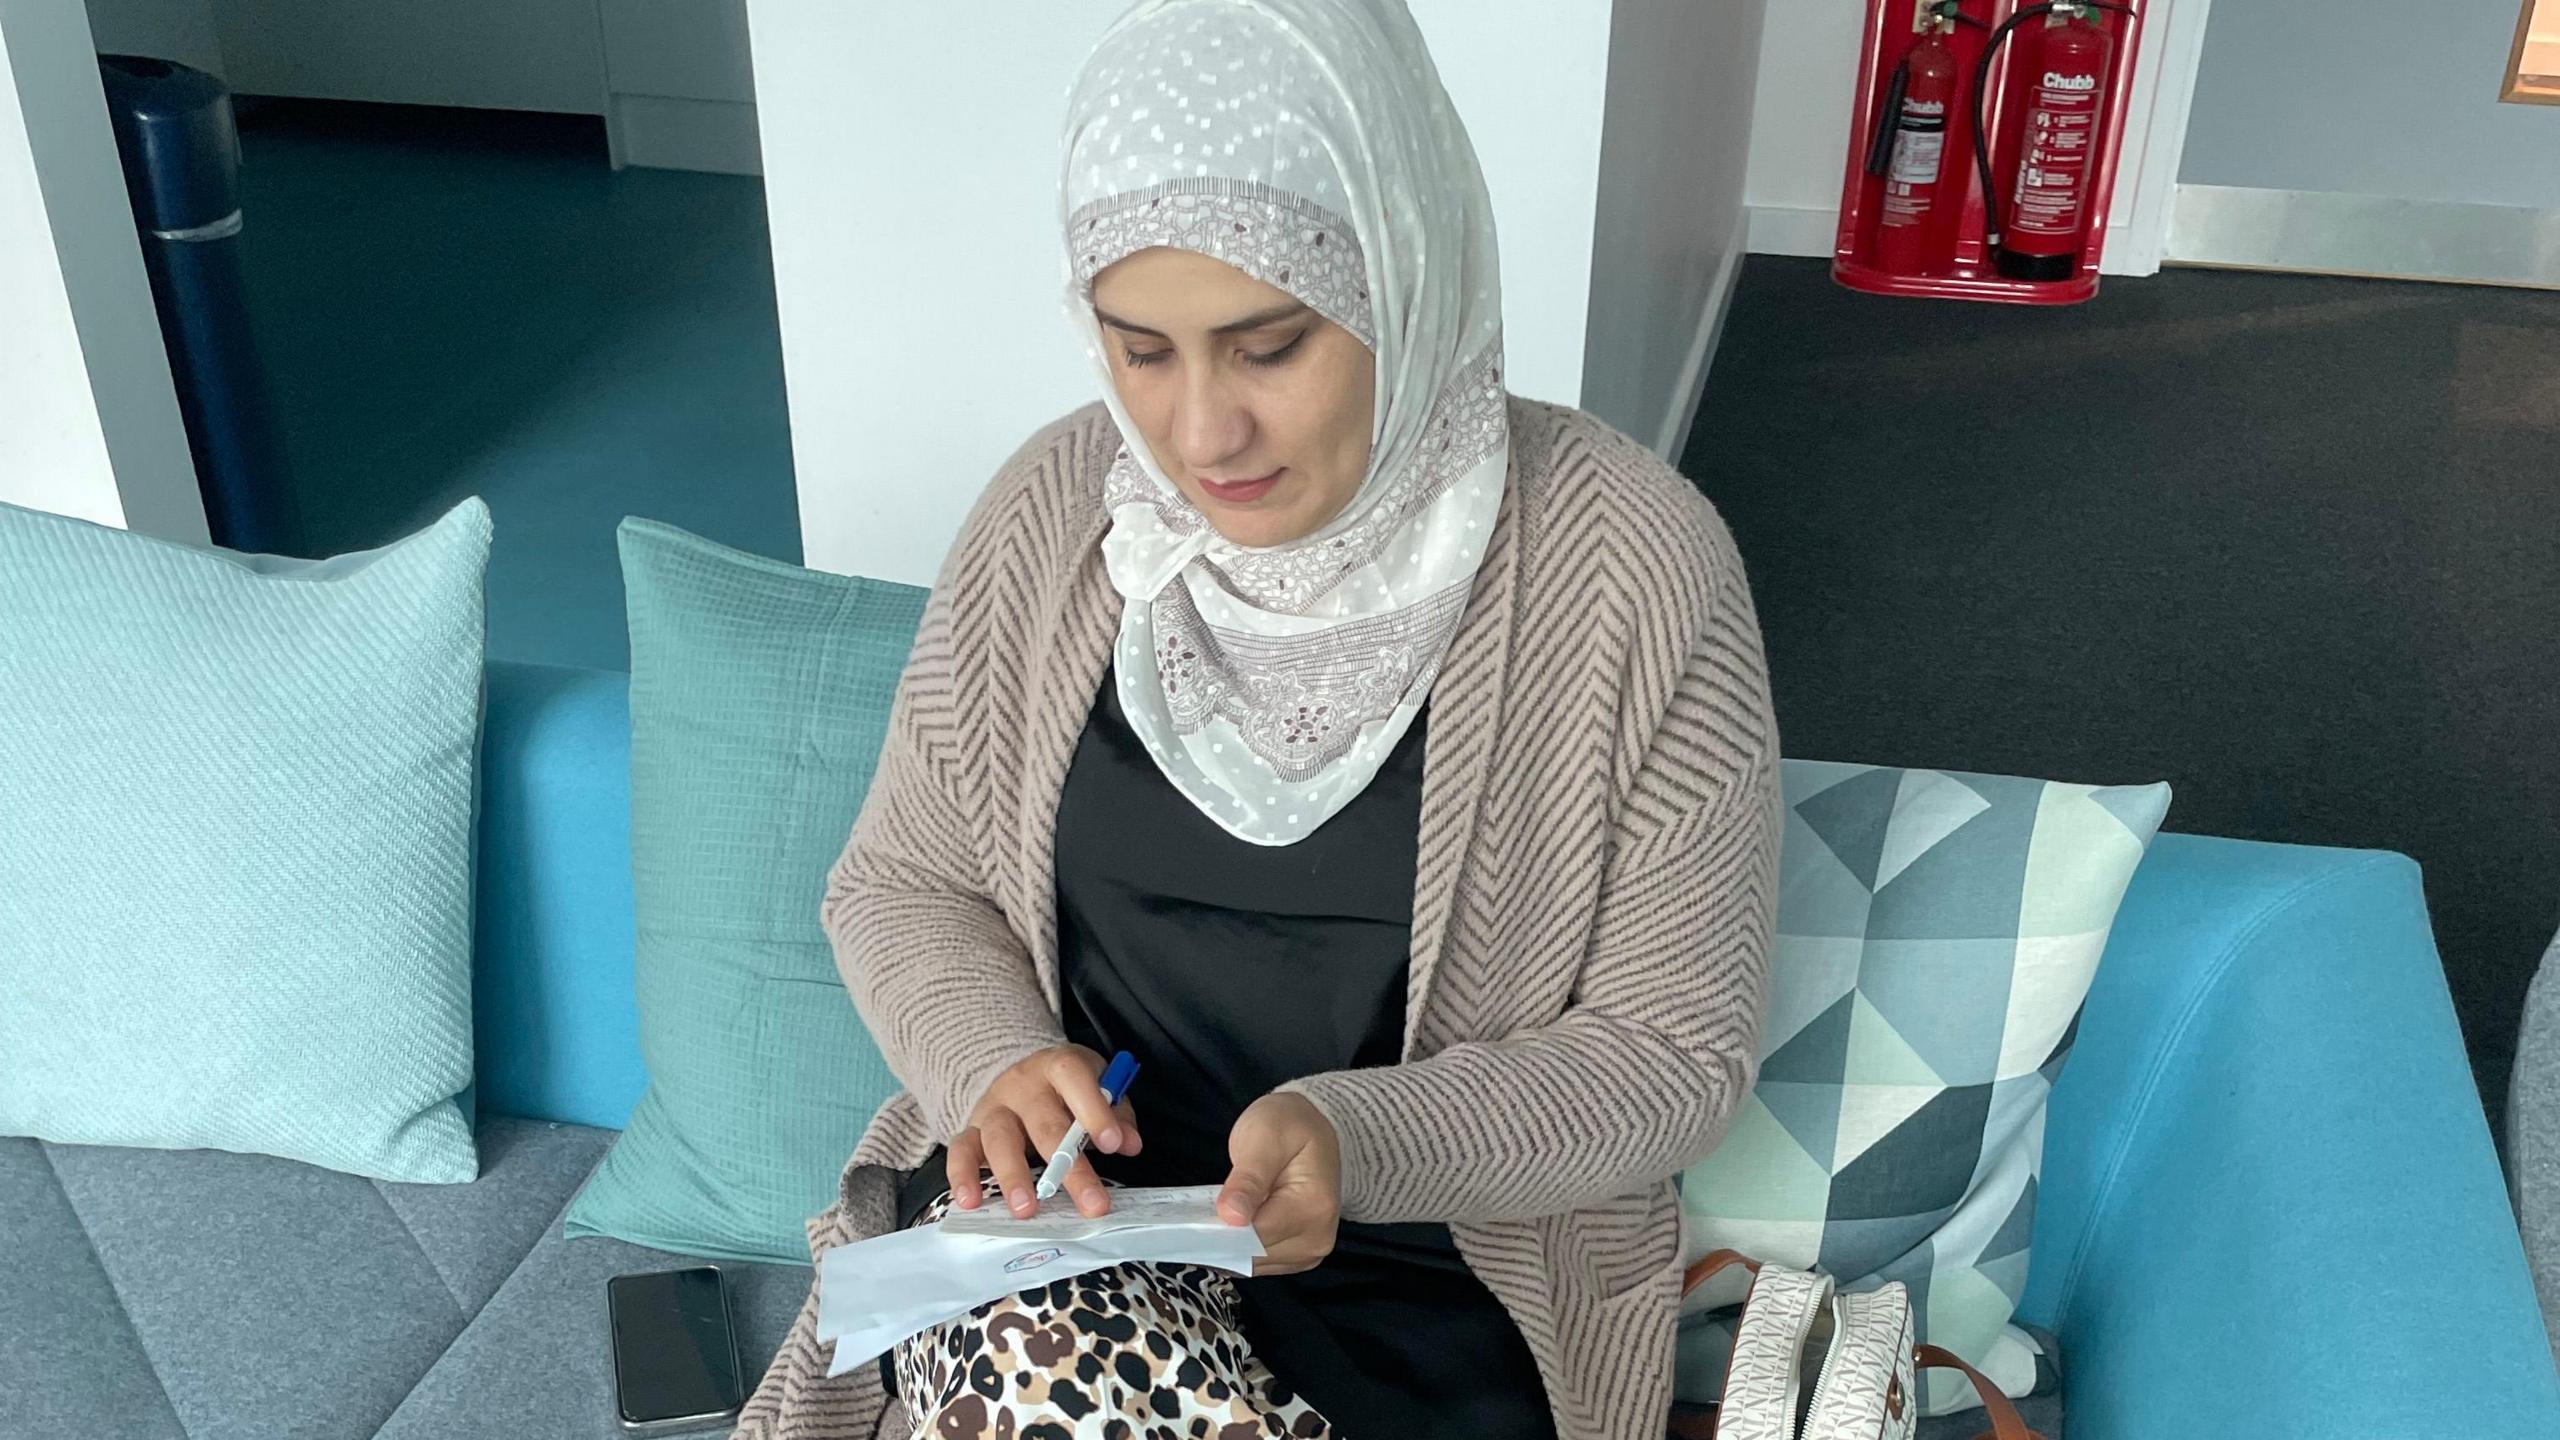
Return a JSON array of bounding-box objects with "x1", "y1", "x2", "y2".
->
[{"x1": 233, "y1": 101, "x2": 799, "y2": 673}]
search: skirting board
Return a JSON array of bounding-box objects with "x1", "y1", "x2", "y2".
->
[
  {"x1": 1746, "y1": 204, "x2": 1836, "y2": 260},
  {"x1": 606, "y1": 94, "x2": 762, "y2": 176},
  {"x1": 1655, "y1": 209, "x2": 1752, "y2": 464},
  {"x1": 2167, "y1": 184, "x2": 2560, "y2": 290}
]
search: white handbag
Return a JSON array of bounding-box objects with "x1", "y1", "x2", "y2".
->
[{"x1": 1671, "y1": 1250, "x2": 2045, "y2": 1440}]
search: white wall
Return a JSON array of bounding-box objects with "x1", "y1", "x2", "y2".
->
[
  {"x1": 755, "y1": 0, "x2": 1626, "y2": 586},
  {"x1": 0, "y1": 2, "x2": 205, "y2": 542},
  {"x1": 747, "y1": 3, "x2": 1094, "y2": 587},
  {"x1": 1415, "y1": 1, "x2": 1614, "y2": 419},
  {"x1": 1737, "y1": 0, "x2": 1863, "y2": 259},
  {"x1": 1585, "y1": 0, "x2": 1766, "y2": 457},
  {"x1": 83, "y1": 0, "x2": 225, "y2": 77},
  {"x1": 600, "y1": 0, "x2": 760, "y2": 175},
  {"x1": 83, "y1": 0, "x2": 758, "y2": 175},
  {"x1": 2179, "y1": 0, "x2": 2557, "y2": 210},
  {"x1": 209, "y1": 0, "x2": 607, "y2": 114}
]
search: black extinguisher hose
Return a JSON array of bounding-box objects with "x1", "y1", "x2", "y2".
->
[
  {"x1": 1971, "y1": 0, "x2": 2138, "y2": 246},
  {"x1": 1866, "y1": 56, "x2": 1912, "y2": 179}
]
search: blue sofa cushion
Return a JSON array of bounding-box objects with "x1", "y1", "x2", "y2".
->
[
  {"x1": 473, "y1": 661, "x2": 648, "y2": 1130},
  {"x1": 2511, "y1": 923, "x2": 2560, "y2": 1366},
  {"x1": 2026, "y1": 835, "x2": 2560, "y2": 1439},
  {"x1": 562, "y1": 520, "x2": 927, "y2": 1265}
]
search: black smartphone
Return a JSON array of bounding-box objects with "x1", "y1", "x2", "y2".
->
[{"x1": 606, "y1": 1266, "x2": 745, "y2": 1435}]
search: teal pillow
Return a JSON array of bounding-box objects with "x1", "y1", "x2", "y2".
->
[
  {"x1": 1679, "y1": 759, "x2": 2171, "y2": 1415},
  {"x1": 564, "y1": 519, "x2": 927, "y2": 1265},
  {"x1": 0, "y1": 498, "x2": 490, "y2": 1183}
]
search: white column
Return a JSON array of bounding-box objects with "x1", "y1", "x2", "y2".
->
[{"x1": 0, "y1": 2, "x2": 205, "y2": 542}]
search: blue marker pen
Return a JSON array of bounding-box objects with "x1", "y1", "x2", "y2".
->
[{"x1": 1033, "y1": 1051, "x2": 1139, "y2": 1202}]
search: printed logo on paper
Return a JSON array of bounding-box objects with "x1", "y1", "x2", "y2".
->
[{"x1": 1005, "y1": 1247, "x2": 1066, "y2": 1275}]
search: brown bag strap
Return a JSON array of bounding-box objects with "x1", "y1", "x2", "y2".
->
[
  {"x1": 1667, "y1": 1251, "x2": 1761, "y2": 1440},
  {"x1": 1912, "y1": 1343, "x2": 2047, "y2": 1440},
  {"x1": 1680, "y1": 1247, "x2": 1762, "y2": 1299}
]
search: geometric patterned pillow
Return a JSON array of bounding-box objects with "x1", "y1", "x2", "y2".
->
[{"x1": 1677, "y1": 760, "x2": 2171, "y2": 1416}]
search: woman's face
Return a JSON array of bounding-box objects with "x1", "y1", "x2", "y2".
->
[{"x1": 1092, "y1": 246, "x2": 1375, "y2": 548}]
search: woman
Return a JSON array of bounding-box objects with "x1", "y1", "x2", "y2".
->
[{"x1": 736, "y1": 1, "x2": 1779, "y2": 1436}]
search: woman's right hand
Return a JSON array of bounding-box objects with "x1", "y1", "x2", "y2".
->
[{"x1": 948, "y1": 1044, "x2": 1140, "y2": 1219}]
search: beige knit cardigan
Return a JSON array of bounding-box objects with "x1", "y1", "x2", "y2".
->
[{"x1": 734, "y1": 394, "x2": 1781, "y2": 1440}]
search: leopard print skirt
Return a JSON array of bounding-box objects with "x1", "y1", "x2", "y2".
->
[{"x1": 893, "y1": 1190, "x2": 1336, "y2": 1439}]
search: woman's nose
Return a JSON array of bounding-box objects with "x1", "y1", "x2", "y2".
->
[{"x1": 1170, "y1": 372, "x2": 1252, "y2": 472}]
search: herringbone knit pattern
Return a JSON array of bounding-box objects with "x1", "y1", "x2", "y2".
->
[{"x1": 735, "y1": 395, "x2": 1780, "y2": 1440}]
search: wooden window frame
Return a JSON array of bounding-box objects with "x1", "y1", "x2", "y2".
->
[{"x1": 2506, "y1": 0, "x2": 2560, "y2": 104}]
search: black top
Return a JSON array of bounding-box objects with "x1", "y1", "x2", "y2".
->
[{"x1": 902, "y1": 664, "x2": 1550, "y2": 1437}]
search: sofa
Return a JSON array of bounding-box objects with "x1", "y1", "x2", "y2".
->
[
  {"x1": 7, "y1": 657, "x2": 2555, "y2": 1439},
  {"x1": 2515, "y1": 920, "x2": 2560, "y2": 1369}
]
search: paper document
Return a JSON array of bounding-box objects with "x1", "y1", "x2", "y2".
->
[
  {"x1": 816, "y1": 1186, "x2": 1264, "y2": 1376},
  {"x1": 935, "y1": 1184, "x2": 1229, "y2": 1239}
]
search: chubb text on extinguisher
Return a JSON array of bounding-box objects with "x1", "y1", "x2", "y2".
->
[{"x1": 2041, "y1": 71, "x2": 2097, "y2": 90}]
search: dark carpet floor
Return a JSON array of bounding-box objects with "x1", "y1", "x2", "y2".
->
[{"x1": 230, "y1": 99, "x2": 800, "y2": 673}]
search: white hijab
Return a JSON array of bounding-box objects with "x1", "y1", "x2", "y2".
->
[{"x1": 1059, "y1": 0, "x2": 1508, "y2": 847}]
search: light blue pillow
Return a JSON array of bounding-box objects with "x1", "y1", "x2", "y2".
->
[
  {"x1": 563, "y1": 519, "x2": 926, "y2": 1265},
  {"x1": 0, "y1": 498, "x2": 491, "y2": 1183},
  {"x1": 1679, "y1": 759, "x2": 2171, "y2": 1415}
]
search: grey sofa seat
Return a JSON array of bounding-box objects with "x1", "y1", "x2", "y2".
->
[
  {"x1": 2517, "y1": 924, "x2": 2560, "y2": 1368},
  {"x1": 1, "y1": 1116, "x2": 812, "y2": 1440}
]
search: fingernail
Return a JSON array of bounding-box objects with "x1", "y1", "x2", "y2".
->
[{"x1": 1099, "y1": 1126, "x2": 1124, "y2": 1153}]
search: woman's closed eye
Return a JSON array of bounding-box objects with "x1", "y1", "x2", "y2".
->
[
  {"x1": 1122, "y1": 329, "x2": 1309, "y2": 370},
  {"x1": 1242, "y1": 329, "x2": 1309, "y2": 368}
]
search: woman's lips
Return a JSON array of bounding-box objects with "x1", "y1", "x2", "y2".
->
[{"x1": 1197, "y1": 467, "x2": 1284, "y2": 504}]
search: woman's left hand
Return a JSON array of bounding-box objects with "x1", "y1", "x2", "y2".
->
[{"x1": 1219, "y1": 1092, "x2": 1342, "y2": 1276}]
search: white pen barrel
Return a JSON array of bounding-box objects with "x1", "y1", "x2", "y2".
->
[{"x1": 1035, "y1": 1122, "x2": 1090, "y2": 1197}]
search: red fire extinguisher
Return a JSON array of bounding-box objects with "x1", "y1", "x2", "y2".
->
[
  {"x1": 1992, "y1": 3, "x2": 2114, "y2": 280},
  {"x1": 1869, "y1": 16, "x2": 1961, "y2": 276}
]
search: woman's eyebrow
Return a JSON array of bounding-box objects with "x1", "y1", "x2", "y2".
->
[{"x1": 1094, "y1": 301, "x2": 1310, "y2": 339}]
